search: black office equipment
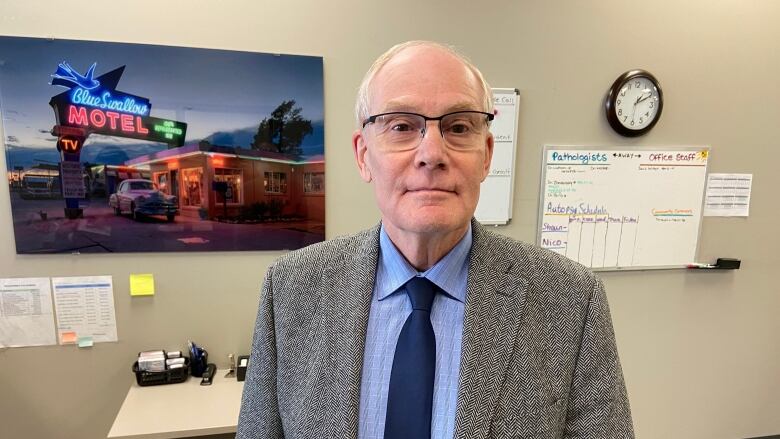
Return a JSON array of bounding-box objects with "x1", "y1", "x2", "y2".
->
[
  {"x1": 200, "y1": 363, "x2": 217, "y2": 386},
  {"x1": 715, "y1": 257, "x2": 741, "y2": 270},
  {"x1": 237, "y1": 355, "x2": 250, "y2": 382},
  {"x1": 132, "y1": 356, "x2": 190, "y2": 386},
  {"x1": 188, "y1": 340, "x2": 209, "y2": 377}
]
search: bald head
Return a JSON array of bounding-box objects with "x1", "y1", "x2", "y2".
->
[{"x1": 355, "y1": 41, "x2": 493, "y2": 126}]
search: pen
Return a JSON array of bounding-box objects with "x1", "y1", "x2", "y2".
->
[
  {"x1": 188, "y1": 340, "x2": 200, "y2": 362},
  {"x1": 687, "y1": 263, "x2": 716, "y2": 269}
]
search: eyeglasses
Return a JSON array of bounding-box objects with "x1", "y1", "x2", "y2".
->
[{"x1": 362, "y1": 110, "x2": 494, "y2": 151}]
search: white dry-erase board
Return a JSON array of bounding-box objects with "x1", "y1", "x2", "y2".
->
[
  {"x1": 475, "y1": 88, "x2": 519, "y2": 225},
  {"x1": 538, "y1": 145, "x2": 710, "y2": 270}
]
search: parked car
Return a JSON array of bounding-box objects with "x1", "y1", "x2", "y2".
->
[{"x1": 109, "y1": 179, "x2": 178, "y2": 222}]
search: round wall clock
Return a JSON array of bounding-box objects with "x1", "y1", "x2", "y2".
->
[{"x1": 605, "y1": 69, "x2": 663, "y2": 137}]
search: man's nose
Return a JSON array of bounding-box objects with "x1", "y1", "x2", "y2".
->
[{"x1": 415, "y1": 121, "x2": 448, "y2": 169}]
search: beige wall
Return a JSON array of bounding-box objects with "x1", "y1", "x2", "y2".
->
[{"x1": 1, "y1": 1, "x2": 778, "y2": 438}]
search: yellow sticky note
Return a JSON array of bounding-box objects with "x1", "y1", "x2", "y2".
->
[
  {"x1": 130, "y1": 273, "x2": 155, "y2": 296},
  {"x1": 61, "y1": 331, "x2": 77, "y2": 344}
]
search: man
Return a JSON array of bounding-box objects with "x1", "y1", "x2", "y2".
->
[{"x1": 238, "y1": 41, "x2": 633, "y2": 439}]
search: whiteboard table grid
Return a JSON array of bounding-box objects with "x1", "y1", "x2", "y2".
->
[{"x1": 538, "y1": 145, "x2": 709, "y2": 270}]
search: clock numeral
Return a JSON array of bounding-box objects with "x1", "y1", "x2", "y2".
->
[
  {"x1": 630, "y1": 120, "x2": 635, "y2": 126},
  {"x1": 645, "y1": 112, "x2": 650, "y2": 117},
  {"x1": 617, "y1": 99, "x2": 621, "y2": 105},
  {"x1": 635, "y1": 81, "x2": 640, "y2": 88},
  {"x1": 623, "y1": 116, "x2": 627, "y2": 122},
  {"x1": 649, "y1": 102, "x2": 654, "y2": 109},
  {"x1": 639, "y1": 117, "x2": 644, "y2": 124},
  {"x1": 618, "y1": 109, "x2": 623, "y2": 116}
]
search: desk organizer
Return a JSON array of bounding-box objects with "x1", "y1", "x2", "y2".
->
[{"x1": 132, "y1": 356, "x2": 190, "y2": 386}]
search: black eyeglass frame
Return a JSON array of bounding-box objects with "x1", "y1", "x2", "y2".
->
[{"x1": 361, "y1": 110, "x2": 495, "y2": 134}]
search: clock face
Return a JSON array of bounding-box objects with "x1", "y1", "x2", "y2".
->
[
  {"x1": 605, "y1": 70, "x2": 663, "y2": 137},
  {"x1": 614, "y1": 76, "x2": 660, "y2": 129}
]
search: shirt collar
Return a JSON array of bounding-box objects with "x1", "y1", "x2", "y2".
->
[{"x1": 376, "y1": 223, "x2": 472, "y2": 303}]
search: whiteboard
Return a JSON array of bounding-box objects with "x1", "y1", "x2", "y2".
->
[
  {"x1": 538, "y1": 146, "x2": 710, "y2": 270},
  {"x1": 475, "y1": 88, "x2": 519, "y2": 225}
]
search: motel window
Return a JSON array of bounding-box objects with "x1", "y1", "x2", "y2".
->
[
  {"x1": 214, "y1": 168, "x2": 243, "y2": 204},
  {"x1": 264, "y1": 172, "x2": 287, "y2": 194},
  {"x1": 181, "y1": 167, "x2": 204, "y2": 207},
  {"x1": 304, "y1": 172, "x2": 325, "y2": 194},
  {"x1": 154, "y1": 172, "x2": 169, "y2": 195}
]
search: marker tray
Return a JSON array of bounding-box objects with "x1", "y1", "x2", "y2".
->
[{"x1": 132, "y1": 356, "x2": 190, "y2": 386}]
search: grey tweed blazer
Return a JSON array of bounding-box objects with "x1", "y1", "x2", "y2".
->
[{"x1": 237, "y1": 219, "x2": 634, "y2": 439}]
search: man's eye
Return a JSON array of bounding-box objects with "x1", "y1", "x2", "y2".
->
[
  {"x1": 446, "y1": 122, "x2": 472, "y2": 135},
  {"x1": 390, "y1": 122, "x2": 414, "y2": 132}
]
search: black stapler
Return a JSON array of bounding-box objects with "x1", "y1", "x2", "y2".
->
[{"x1": 200, "y1": 363, "x2": 217, "y2": 386}]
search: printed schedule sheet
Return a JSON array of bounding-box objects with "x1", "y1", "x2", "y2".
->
[
  {"x1": 0, "y1": 277, "x2": 57, "y2": 348},
  {"x1": 52, "y1": 276, "x2": 118, "y2": 344}
]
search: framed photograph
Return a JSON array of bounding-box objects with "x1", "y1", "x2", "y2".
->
[{"x1": 0, "y1": 36, "x2": 324, "y2": 253}]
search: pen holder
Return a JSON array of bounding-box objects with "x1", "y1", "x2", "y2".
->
[{"x1": 190, "y1": 349, "x2": 209, "y2": 377}]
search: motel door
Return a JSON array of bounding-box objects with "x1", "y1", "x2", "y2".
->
[{"x1": 170, "y1": 170, "x2": 179, "y2": 206}]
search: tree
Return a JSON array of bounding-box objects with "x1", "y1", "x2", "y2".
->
[{"x1": 251, "y1": 100, "x2": 313, "y2": 155}]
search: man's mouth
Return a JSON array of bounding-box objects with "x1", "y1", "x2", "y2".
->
[{"x1": 406, "y1": 188, "x2": 455, "y2": 194}]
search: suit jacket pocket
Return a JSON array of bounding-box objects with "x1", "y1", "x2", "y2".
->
[{"x1": 490, "y1": 398, "x2": 566, "y2": 439}]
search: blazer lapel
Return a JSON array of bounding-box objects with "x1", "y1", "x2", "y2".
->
[
  {"x1": 454, "y1": 221, "x2": 529, "y2": 439},
  {"x1": 319, "y1": 225, "x2": 380, "y2": 439}
]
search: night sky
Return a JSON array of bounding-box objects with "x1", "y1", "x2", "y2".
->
[{"x1": 0, "y1": 36, "x2": 324, "y2": 168}]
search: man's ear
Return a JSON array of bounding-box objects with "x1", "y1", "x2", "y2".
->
[
  {"x1": 480, "y1": 133, "x2": 494, "y2": 182},
  {"x1": 352, "y1": 130, "x2": 372, "y2": 182}
]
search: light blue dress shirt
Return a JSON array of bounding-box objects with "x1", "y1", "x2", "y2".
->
[{"x1": 358, "y1": 224, "x2": 472, "y2": 439}]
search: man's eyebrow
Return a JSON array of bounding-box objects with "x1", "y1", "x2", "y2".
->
[
  {"x1": 379, "y1": 101, "x2": 417, "y2": 113},
  {"x1": 378, "y1": 101, "x2": 482, "y2": 114},
  {"x1": 444, "y1": 102, "x2": 483, "y2": 113}
]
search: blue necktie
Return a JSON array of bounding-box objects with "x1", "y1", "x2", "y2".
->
[{"x1": 384, "y1": 276, "x2": 437, "y2": 439}]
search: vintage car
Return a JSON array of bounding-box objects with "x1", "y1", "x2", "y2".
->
[{"x1": 109, "y1": 179, "x2": 178, "y2": 221}]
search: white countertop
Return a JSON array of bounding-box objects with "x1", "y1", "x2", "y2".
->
[{"x1": 108, "y1": 369, "x2": 244, "y2": 439}]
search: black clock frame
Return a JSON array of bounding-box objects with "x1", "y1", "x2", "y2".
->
[{"x1": 605, "y1": 69, "x2": 663, "y2": 137}]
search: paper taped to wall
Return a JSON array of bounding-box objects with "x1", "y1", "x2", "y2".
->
[
  {"x1": 703, "y1": 173, "x2": 752, "y2": 217},
  {"x1": 52, "y1": 276, "x2": 118, "y2": 344},
  {"x1": 0, "y1": 277, "x2": 57, "y2": 348}
]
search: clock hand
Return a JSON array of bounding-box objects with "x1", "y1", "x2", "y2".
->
[
  {"x1": 636, "y1": 90, "x2": 652, "y2": 105},
  {"x1": 631, "y1": 92, "x2": 642, "y2": 119}
]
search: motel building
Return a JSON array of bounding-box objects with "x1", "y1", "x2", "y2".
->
[{"x1": 123, "y1": 141, "x2": 324, "y2": 222}]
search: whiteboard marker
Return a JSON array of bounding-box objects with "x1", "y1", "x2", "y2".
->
[{"x1": 687, "y1": 263, "x2": 716, "y2": 269}]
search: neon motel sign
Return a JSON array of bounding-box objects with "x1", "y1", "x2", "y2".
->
[
  {"x1": 50, "y1": 62, "x2": 187, "y2": 146},
  {"x1": 70, "y1": 88, "x2": 150, "y2": 116},
  {"x1": 67, "y1": 105, "x2": 149, "y2": 135}
]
